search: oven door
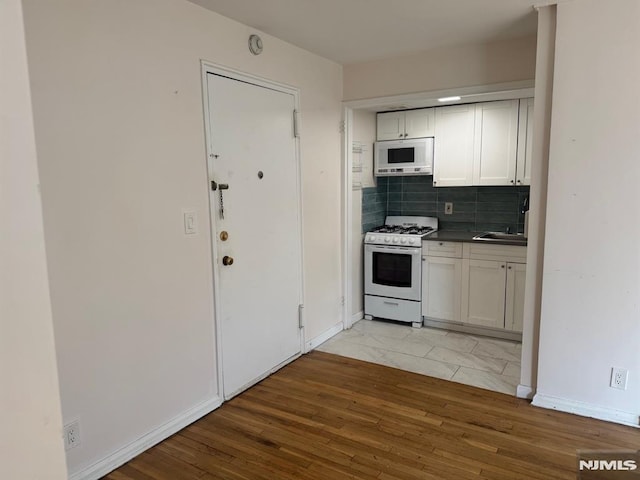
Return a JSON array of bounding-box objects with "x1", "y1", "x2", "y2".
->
[{"x1": 364, "y1": 244, "x2": 422, "y2": 301}]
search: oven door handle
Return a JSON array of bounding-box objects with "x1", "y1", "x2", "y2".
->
[{"x1": 365, "y1": 245, "x2": 421, "y2": 254}]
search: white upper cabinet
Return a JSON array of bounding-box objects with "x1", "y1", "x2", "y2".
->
[
  {"x1": 433, "y1": 104, "x2": 475, "y2": 187},
  {"x1": 377, "y1": 109, "x2": 434, "y2": 141},
  {"x1": 377, "y1": 111, "x2": 405, "y2": 140},
  {"x1": 516, "y1": 98, "x2": 534, "y2": 186},
  {"x1": 404, "y1": 109, "x2": 435, "y2": 139},
  {"x1": 472, "y1": 100, "x2": 520, "y2": 186},
  {"x1": 432, "y1": 98, "x2": 532, "y2": 187}
]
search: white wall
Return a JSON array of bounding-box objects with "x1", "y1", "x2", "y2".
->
[
  {"x1": 22, "y1": 0, "x2": 342, "y2": 476},
  {"x1": 344, "y1": 35, "x2": 537, "y2": 101},
  {"x1": 534, "y1": 0, "x2": 640, "y2": 424},
  {"x1": 351, "y1": 110, "x2": 376, "y2": 318},
  {"x1": 0, "y1": 0, "x2": 67, "y2": 478},
  {"x1": 518, "y1": 5, "x2": 556, "y2": 399}
]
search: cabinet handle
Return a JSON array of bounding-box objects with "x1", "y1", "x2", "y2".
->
[
  {"x1": 404, "y1": 133, "x2": 408, "y2": 137},
  {"x1": 439, "y1": 242, "x2": 443, "y2": 246},
  {"x1": 508, "y1": 266, "x2": 512, "y2": 269},
  {"x1": 510, "y1": 180, "x2": 515, "y2": 184},
  {"x1": 517, "y1": 180, "x2": 522, "y2": 184},
  {"x1": 399, "y1": 134, "x2": 403, "y2": 138},
  {"x1": 383, "y1": 301, "x2": 399, "y2": 306},
  {"x1": 501, "y1": 264, "x2": 505, "y2": 269}
]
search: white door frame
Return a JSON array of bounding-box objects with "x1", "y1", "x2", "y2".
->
[
  {"x1": 200, "y1": 61, "x2": 306, "y2": 399},
  {"x1": 341, "y1": 107, "x2": 354, "y2": 329},
  {"x1": 340, "y1": 80, "x2": 535, "y2": 368}
]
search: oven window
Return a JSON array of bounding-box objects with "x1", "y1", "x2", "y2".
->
[
  {"x1": 372, "y1": 251, "x2": 412, "y2": 287},
  {"x1": 388, "y1": 147, "x2": 415, "y2": 164}
]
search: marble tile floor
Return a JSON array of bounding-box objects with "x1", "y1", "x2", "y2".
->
[{"x1": 317, "y1": 318, "x2": 522, "y2": 395}]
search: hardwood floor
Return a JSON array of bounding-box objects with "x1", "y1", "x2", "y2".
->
[{"x1": 104, "y1": 351, "x2": 639, "y2": 480}]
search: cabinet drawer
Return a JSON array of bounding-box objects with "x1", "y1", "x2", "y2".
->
[
  {"x1": 423, "y1": 241, "x2": 463, "y2": 258},
  {"x1": 365, "y1": 295, "x2": 421, "y2": 323},
  {"x1": 463, "y1": 242, "x2": 526, "y2": 263}
]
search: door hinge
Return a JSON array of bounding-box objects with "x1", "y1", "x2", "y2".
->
[
  {"x1": 293, "y1": 110, "x2": 300, "y2": 138},
  {"x1": 339, "y1": 121, "x2": 345, "y2": 134},
  {"x1": 298, "y1": 304, "x2": 304, "y2": 329}
]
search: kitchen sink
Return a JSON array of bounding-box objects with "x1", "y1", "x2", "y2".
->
[{"x1": 472, "y1": 232, "x2": 527, "y2": 245}]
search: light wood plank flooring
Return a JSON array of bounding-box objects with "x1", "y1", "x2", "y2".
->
[{"x1": 104, "y1": 351, "x2": 639, "y2": 480}]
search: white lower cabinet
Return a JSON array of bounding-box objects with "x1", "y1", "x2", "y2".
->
[
  {"x1": 505, "y1": 262, "x2": 526, "y2": 332},
  {"x1": 422, "y1": 241, "x2": 526, "y2": 334},
  {"x1": 461, "y1": 259, "x2": 507, "y2": 329},
  {"x1": 421, "y1": 256, "x2": 462, "y2": 322}
]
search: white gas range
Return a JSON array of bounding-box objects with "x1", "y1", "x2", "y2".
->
[{"x1": 364, "y1": 216, "x2": 438, "y2": 328}]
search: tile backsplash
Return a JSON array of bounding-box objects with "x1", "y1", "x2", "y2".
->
[
  {"x1": 361, "y1": 177, "x2": 388, "y2": 232},
  {"x1": 362, "y1": 175, "x2": 529, "y2": 233}
]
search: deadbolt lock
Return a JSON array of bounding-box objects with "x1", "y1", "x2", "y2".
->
[{"x1": 220, "y1": 231, "x2": 229, "y2": 241}]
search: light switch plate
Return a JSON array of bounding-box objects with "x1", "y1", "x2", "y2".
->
[{"x1": 183, "y1": 210, "x2": 198, "y2": 235}]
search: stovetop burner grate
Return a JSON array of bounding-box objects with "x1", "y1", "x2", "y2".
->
[{"x1": 369, "y1": 225, "x2": 435, "y2": 235}]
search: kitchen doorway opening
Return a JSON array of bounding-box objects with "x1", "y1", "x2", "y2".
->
[{"x1": 340, "y1": 81, "x2": 542, "y2": 398}]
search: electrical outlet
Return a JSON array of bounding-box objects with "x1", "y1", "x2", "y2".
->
[
  {"x1": 444, "y1": 202, "x2": 453, "y2": 215},
  {"x1": 64, "y1": 420, "x2": 81, "y2": 450},
  {"x1": 610, "y1": 367, "x2": 628, "y2": 390}
]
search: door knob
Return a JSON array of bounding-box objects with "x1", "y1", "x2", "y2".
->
[{"x1": 222, "y1": 256, "x2": 234, "y2": 266}]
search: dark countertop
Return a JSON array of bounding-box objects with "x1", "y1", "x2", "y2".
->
[{"x1": 424, "y1": 230, "x2": 527, "y2": 246}]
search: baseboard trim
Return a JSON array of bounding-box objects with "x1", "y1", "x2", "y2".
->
[
  {"x1": 352, "y1": 311, "x2": 364, "y2": 324},
  {"x1": 69, "y1": 395, "x2": 223, "y2": 480},
  {"x1": 516, "y1": 384, "x2": 535, "y2": 399},
  {"x1": 532, "y1": 393, "x2": 639, "y2": 428},
  {"x1": 305, "y1": 321, "x2": 343, "y2": 352},
  {"x1": 423, "y1": 317, "x2": 522, "y2": 342}
]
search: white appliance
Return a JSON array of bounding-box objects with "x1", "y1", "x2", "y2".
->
[
  {"x1": 364, "y1": 216, "x2": 438, "y2": 327},
  {"x1": 374, "y1": 137, "x2": 434, "y2": 176}
]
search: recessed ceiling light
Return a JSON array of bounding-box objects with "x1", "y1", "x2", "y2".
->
[{"x1": 438, "y1": 96, "x2": 461, "y2": 102}]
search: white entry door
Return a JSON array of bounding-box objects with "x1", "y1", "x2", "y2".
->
[{"x1": 206, "y1": 72, "x2": 303, "y2": 399}]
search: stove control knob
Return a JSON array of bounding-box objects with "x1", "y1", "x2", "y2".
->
[
  {"x1": 400, "y1": 238, "x2": 407, "y2": 244},
  {"x1": 367, "y1": 235, "x2": 374, "y2": 242},
  {"x1": 408, "y1": 238, "x2": 416, "y2": 245},
  {"x1": 384, "y1": 237, "x2": 391, "y2": 243},
  {"x1": 392, "y1": 237, "x2": 399, "y2": 243}
]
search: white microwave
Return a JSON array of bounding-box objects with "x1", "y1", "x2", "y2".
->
[{"x1": 374, "y1": 137, "x2": 434, "y2": 176}]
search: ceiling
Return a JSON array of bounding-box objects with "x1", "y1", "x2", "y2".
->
[{"x1": 188, "y1": 0, "x2": 538, "y2": 65}]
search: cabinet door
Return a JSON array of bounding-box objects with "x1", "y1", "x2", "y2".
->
[
  {"x1": 377, "y1": 112, "x2": 405, "y2": 141},
  {"x1": 505, "y1": 262, "x2": 526, "y2": 332},
  {"x1": 422, "y1": 256, "x2": 462, "y2": 321},
  {"x1": 433, "y1": 105, "x2": 475, "y2": 187},
  {"x1": 462, "y1": 259, "x2": 506, "y2": 328},
  {"x1": 516, "y1": 98, "x2": 534, "y2": 186},
  {"x1": 473, "y1": 100, "x2": 519, "y2": 186},
  {"x1": 405, "y1": 108, "x2": 435, "y2": 138}
]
